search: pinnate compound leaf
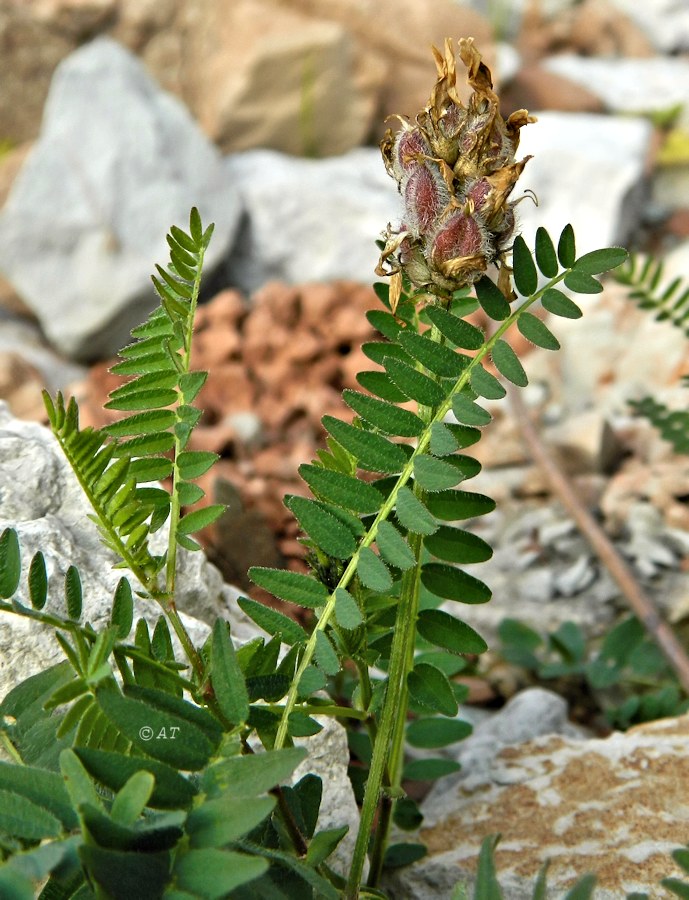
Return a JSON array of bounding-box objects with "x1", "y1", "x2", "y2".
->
[
  {"x1": 238, "y1": 596, "x2": 308, "y2": 644},
  {"x1": 573, "y1": 247, "x2": 628, "y2": 275},
  {"x1": 535, "y1": 226, "x2": 558, "y2": 277},
  {"x1": 425, "y1": 526, "x2": 492, "y2": 564},
  {"x1": 286, "y1": 496, "x2": 357, "y2": 559},
  {"x1": 563, "y1": 271, "x2": 603, "y2": 294},
  {"x1": 384, "y1": 358, "x2": 446, "y2": 407},
  {"x1": 248, "y1": 567, "x2": 329, "y2": 608},
  {"x1": 541, "y1": 288, "x2": 582, "y2": 319},
  {"x1": 323, "y1": 416, "x2": 406, "y2": 474},
  {"x1": 395, "y1": 487, "x2": 438, "y2": 535},
  {"x1": 403, "y1": 758, "x2": 461, "y2": 781},
  {"x1": 299, "y1": 464, "x2": 383, "y2": 514},
  {"x1": 28, "y1": 552, "x2": 47, "y2": 610},
  {"x1": 491, "y1": 340, "x2": 528, "y2": 387},
  {"x1": 414, "y1": 454, "x2": 465, "y2": 491},
  {"x1": 475, "y1": 276, "x2": 510, "y2": 320},
  {"x1": 211, "y1": 620, "x2": 250, "y2": 726},
  {"x1": 65, "y1": 566, "x2": 82, "y2": 620},
  {"x1": 408, "y1": 663, "x2": 458, "y2": 716},
  {"x1": 0, "y1": 528, "x2": 20, "y2": 598},
  {"x1": 558, "y1": 223, "x2": 576, "y2": 268},
  {"x1": 471, "y1": 364, "x2": 506, "y2": 400},
  {"x1": 406, "y1": 717, "x2": 472, "y2": 749},
  {"x1": 334, "y1": 588, "x2": 364, "y2": 629},
  {"x1": 357, "y1": 547, "x2": 393, "y2": 592},
  {"x1": 517, "y1": 312, "x2": 560, "y2": 350},
  {"x1": 452, "y1": 395, "x2": 492, "y2": 426},
  {"x1": 343, "y1": 390, "x2": 424, "y2": 437},
  {"x1": 177, "y1": 504, "x2": 224, "y2": 536},
  {"x1": 512, "y1": 235, "x2": 538, "y2": 296},
  {"x1": 421, "y1": 563, "x2": 491, "y2": 604},
  {"x1": 417, "y1": 609, "x2": 488, "y2": 654},
  {"x1": 376, "y1": 520, "x2": 416, "y2": 570}
]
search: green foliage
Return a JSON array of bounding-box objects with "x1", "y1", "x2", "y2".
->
[
  {"x1": 497, "y1": 616, "x2": 689, "y2": 729},
  {"x1": 0, "y1": 211, "x2": 631, "y2": 898}
]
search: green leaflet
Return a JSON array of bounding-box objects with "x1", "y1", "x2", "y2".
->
[
  {"x1": 407, "y1": 663, "x2": 458, "y2": 717},
  {"x1": 111, "y1": 578, "x2": 134, "y2": 639},
  {"x1": 248, "y1": 567, "x2": 329, "y2": 608},
  {"x1": 322, "y1": 416, "x2": 406, "y2": 473},
  {"x1": 512, "y1": 235, "x2": 538, "y2": 297},
  {"x1": 402, "y1": 758, "x2": 461, "y2": 781},
  {"x1": 314, "y1": 631, "x2": 340, "y2": 675},
  {"x1": 491, "y1": 340, "x2": 528, "y2": 387},
  {"x1": 421, "y1": 563, "x2": 491, "y2": 604},
  {"x1": 201, "y1": 747, "x2": 307, "y2": 800},
  {"x1": 285, "y1": 496, "x2": 357, "y2": 559},
  {"x1": 75, "y1": 748, "x2": 197, "y2": 810},
  {"x1": 395, "y1": 487, "x2": 438, "y2": 535},
  {"x1": 375, "y1": 521, "x2": 416, "y2": 570},
  {"x1": 299, "y1": 464, "x2": 384, "y2": 514},
  {"x1": 425, "y1": 306, "x2": 484, "y2": 349},
  {"x1": 357, "y1": 547, "x2": 393, "y2": 592},
  {"x1": 425, "y1": 526, "x2": 493, "y2": 564},
  {"x1": 470, "y1": 362, "x2": 506, "y2": 400},
  {"x1": 474, "y1": 276, "x2": 510, "y2": 320},
  {"x1": 414, "y1": 454, "x2": 466, "y2": 492},
  {"x1": 343, "y1": 390, "x2": 425, "y2": 437},
  {"x1": 573, "y1": 247, "x2": 627, "y2": 275},
  {"x1": 357, "y1": 370, "x2": 409, "y2": 403},
  {"x1": 517, "y1": 313, "x2": 560, "y2": 351},
  {"x1": 417, "y1": 609, "x2": 488, "y2": 654},
  {"x1": 430, "y1": 422, "x2": 460, "y2": 456},
  {"x1": 238, "y1": 596, "x2": 309, "y2": 644},
  {"x1": 0, "y1": 762, "x2": 77, "y2": 830},
  {"x1": 384, "y1": 358, "x2": 446, "y2": 407},
  {"x1": 452, "y1": 395, "x2": 492, "y2": 426},
  {"x1": 564, "y1": 271, "x2": 603, "y2": 294},
  {"x1": 406, "y1": 717, "x2": 472, "y2": 749},
  {"x1": 334, "y1": 588, "x2": 364, "y2": 629},
  {"x1": 534, "y1": 226, "x2": 558, "y2": 277},
  {"x1": 558, "y1": 223, "x2": 576, "y2": 267},
  {"x1": 541, "y1": 288, "x2": 582, "y2": 319},
  {"x1": 366, "y1": 308, "x2": 403, "y2": 339},
  {"x1": 211, "y1": 621, "x2": 250, "y2": 726},
  {"x1": 95, "y1": 684, "x2": 220, "y2": 771},
  {"x1": 398, "y1": 331, "x2": 469, "y2": 377},
  {"x1": 28, "y1": 552, "x2": 47, "y2": 610},
  {"x1": 0, "y1": 528, "x2": 20, "y2": 598},
  {"x1": 362, "y1": 341, "x2": 414, "y2": 366},
  {"x1": 186, "y1": 796, "x2": 275, "y2": 849},
  {"x1": 65, "y1": 566, "x2": 82, "y2": 620}
]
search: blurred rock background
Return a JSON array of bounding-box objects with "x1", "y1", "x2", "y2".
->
[{"x1": 4, "y1": 2, "x2": 689, "y2": 894}]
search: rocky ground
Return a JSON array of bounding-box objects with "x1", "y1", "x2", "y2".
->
[{"x1": 2, "y1": 0, "x2": 689, "y2": 895}]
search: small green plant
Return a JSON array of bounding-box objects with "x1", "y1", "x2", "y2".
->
[
  {"x1": 498, "y1": 616, "x2": 689, "y2": 729},
  {"x1": 0, "y1": 39, "x2": 631, "y2": 899}
]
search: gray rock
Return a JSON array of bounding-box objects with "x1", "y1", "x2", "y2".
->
[
  {"x1": 0, "y1": 38, "x2": 241, "y2": 362},
  {"x1": 0, "y1": 401, "x2": 256, "y2": 703},
  {"x1": 608, "y1": 0, "x2": 689, "y2": 52},
  {"x1": 515, "y1": 112, "x2": 653, "y2": 255},
  {"x1": 543, "y1": 55, "x2": 689, "y2": 129},
  {"x1": 224, "y1": 147, "x2": 400, "y2": 295},
  {"x1": 387, "y1": 712, "x2": 689, "y2": 898}
]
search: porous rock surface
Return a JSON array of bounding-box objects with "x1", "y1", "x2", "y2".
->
[{"x1": 388, "y1": 691, "x2": 689, "y2": 898}]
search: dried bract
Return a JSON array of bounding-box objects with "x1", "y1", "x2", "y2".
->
[{"x1": 377, "y1": 38, "x2": 535, "y2": 299}]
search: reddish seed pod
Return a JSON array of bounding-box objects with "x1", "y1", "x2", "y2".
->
[{"x1": 431, "y1": 212, "x2": 486, "y2": 267}]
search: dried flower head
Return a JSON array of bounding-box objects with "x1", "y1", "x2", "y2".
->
[{"x1": 377, "y1": 38, "x2": 535, "y2": 302}]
